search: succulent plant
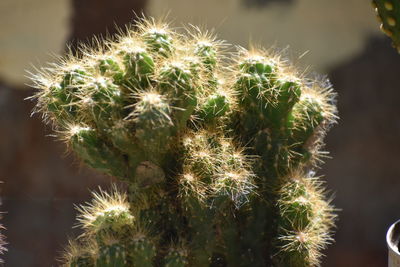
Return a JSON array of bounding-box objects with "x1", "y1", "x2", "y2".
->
[
  {"x1": 0, "y1": 192, "x2": 7, "y2": 264},
  {"x1": 30, "y1": 17, "x2": 337, "y2": 267},
  {"x1": 373, "y1": 0, "x2": 400, "y2": 52}
]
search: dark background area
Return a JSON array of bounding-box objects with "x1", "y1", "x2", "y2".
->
[{"x1": 1, "y1": 0, "x2": 399, "y2": 266}]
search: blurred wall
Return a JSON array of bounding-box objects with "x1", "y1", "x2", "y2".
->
[
  {"x1": 148, "y1": 0, "x2": 379, "y2": 71},
  {"x1": 0, "y1": 0, "x2": 71, "y2": 86},
  {"x1": 325, "y1": 36, "x2": 400, "y2": 266},
  {"x1": 0, "y1": 0, "x2": 381, "y2": 86}
]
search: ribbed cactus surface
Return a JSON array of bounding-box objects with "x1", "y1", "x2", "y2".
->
[
  {"x1": 31, "y1": 17, "x2": 337, "y2": 267},
  {"x1": 373, "y1": 0, "x2": 400, "y2": 52}
]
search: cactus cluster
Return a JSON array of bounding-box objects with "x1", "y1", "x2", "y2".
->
[
  {"x1": 30, "y1": 17, "x2": 337, "y2": 266},
  {"x1": 0, "y1": 198, "x2": 6, "y2": 264},
  {"x1": 373, "y1": 0, "x2": 400, "y2": 52}
]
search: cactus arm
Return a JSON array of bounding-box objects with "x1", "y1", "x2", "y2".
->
[
  {"x1": 274, "y1": 173, "x2": 335, "y2": 267},
  {"x1": 126, "y1": 238, "x2": 156, "y2": 267},
  {"x1": 164, "y1": 246, "x2": 188, "y2": 267},
  {"x1": 373, "y1": 0, "x2": 400, "y2": 52},
  {"x1": 69, "y1": 126, "x2": 130, "y2": 179},
  {"x1": 184, "y1": 197, "x2": 216, "y2": 266}
]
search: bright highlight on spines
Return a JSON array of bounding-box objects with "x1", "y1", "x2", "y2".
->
[
  {"x1": 29, "y1": 15, "x2": 338, "y2": 267},
  {"x1": 76, "y1": 187, "x2": 134, "y2": 238},
  {"x1": 274, "y1": 171, "x2": 336, "y2": 266}
]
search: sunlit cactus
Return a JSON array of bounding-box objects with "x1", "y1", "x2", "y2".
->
[
  {"x1": 0, "y1": 196, "x2": 6, "y2": 264},
  {"x1": 30, "y1": 16, "x2": 338, "y2": 267},
  {"x1": 373, "y1": 0, "x2": 400, "y2": 52}
]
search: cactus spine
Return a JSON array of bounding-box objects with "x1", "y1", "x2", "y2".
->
[
  {"x1": 373, "y1": 0, "x2": 400, "y2": 52},
  {"x1": 0, "y1": 194, "x2": 6, "y2": 264},
  {"x1": 31, "y1": 17, "x2": 337, "y2": 267}
]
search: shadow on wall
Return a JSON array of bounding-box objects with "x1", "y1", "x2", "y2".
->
[
  {"x1": 68, "y1": 0, "x2": 147, "y2": 49},
  {"x1": 242, "y1": 0, "x2": 294, "y2": 8},
  {"x1": 323, "y1": 35, "x2": 400, "y2": 267}
]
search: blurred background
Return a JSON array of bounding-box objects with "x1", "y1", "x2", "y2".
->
[{"x1": 0, "y1": 0, "x2": 399, "y2": 266}]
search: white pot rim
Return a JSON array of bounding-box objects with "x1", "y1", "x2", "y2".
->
[
  {"x1": 387, "y1": 219, "x2": 400, "y2": 256},
  {"x1": 387, "y1": 219, "x2": 400, "y2": 267}
]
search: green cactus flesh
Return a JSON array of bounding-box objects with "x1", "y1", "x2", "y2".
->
[
  {"x1": 31, "y1": 17, "x2": 337, "y2": 267},
  {"x1": 373, "y1": 0, "x2": 400, "y2": 52}
]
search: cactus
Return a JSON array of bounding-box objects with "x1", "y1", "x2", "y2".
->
[
  {"x1": 0, "y1": 235, "x2": 5, "y2": 264},
  {"x1": 0, "y1": 191, "x2": 6, "y2": 263},
  {"x1": 30, "y1": 17, "x2": 337, "y2": 267},
  {"x1": 373, "y1": 0, "x2": 400, "y2": 52}
]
